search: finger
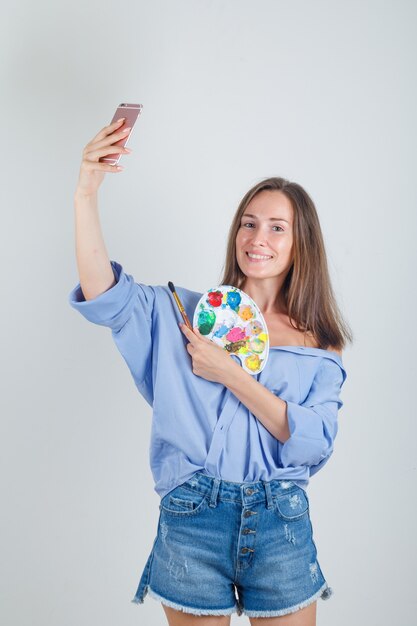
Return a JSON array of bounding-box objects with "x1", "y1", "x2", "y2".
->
[
  {"x1": 179, "y1": 322, "x2": 192, "y2": 335},
  {"x1": 81, "y1": 159, "x2": 124, "y2": 173},
  {"x1": 89, "y1": 118, "x2": 126, "y2": 145},
  {"x1": 85, "y1": 127, "x2": 132, "y2": 154},
  {"x1": 85, "y1": 145, "x2": 131, "y2": 162},
  {"x1": 179, "y1": 323, "x2": 198, "y2": 343}
]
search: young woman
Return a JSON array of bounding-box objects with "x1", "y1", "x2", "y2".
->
[{"x1": 69, "y1": 118, "x2": 352, "y2": 626}]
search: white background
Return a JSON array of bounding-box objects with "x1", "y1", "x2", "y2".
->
[{"x1": 1, "y1": 1, "x2": 416, "y2": 624}]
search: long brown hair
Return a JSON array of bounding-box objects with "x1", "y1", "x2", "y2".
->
[{"x1": 219, "y1": 177, "x2": 353, "y2": 352}]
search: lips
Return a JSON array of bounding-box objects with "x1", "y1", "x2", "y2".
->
[{"x1": 246, "y1": 251, "x2": 273, "y2": 261}]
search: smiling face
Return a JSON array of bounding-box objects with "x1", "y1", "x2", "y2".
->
[{"x1": 235, "y1": 190, "x2": 295, "y2": 287}]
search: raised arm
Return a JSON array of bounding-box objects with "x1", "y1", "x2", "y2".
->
[{"x1": 74, "y1": 118, "x2": 132, "y2": 300}]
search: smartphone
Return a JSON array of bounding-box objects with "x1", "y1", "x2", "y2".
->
[{"x1": 99, "y1": 103, "x2": 143, "y2": 165}]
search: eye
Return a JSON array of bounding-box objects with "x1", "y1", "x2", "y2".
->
[{"x1": 241, "y1": 222, "x2": 284, "y2": 232}]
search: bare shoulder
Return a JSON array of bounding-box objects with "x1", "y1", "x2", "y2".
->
[
  {"x1": 329, "y1": 346, "x2": 342, "y2": 356},
  {"x1": 305, "y1": 333, "x2": 342, "y2": 356}
]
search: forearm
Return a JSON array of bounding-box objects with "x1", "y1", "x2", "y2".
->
[
  {"x1": 74, "y1": 190, "x2": 115, "y2": 300},
  {"x1": 223, "y1": 361, "x2": 291, "y2": 443}
]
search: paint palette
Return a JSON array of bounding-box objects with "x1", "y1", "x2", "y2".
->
[{"x1": 192, "y1": 285, "x2": 269, "y2": 375}]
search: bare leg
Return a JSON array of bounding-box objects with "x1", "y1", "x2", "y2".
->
[
  {"x1": 162, "y1": 604, "x2": 232, "y2": 626},
  {"x1": 249, "y1": 600, "x2": 317, "y2": 626}
]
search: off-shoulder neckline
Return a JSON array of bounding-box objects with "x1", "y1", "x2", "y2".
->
[
  {"x1": 266, "y1": 346, "x2": 347, "y2": 382},
  {"x1": 269, "y1": 345, "x2": 342, "y2": 359}
]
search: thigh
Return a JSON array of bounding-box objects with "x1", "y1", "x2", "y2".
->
[
  {"x1": 249, "y1": 600, "x2": 317, "y2": 626},
  {"x1": 163, "y1": 605, "x2": 232, "y2": 625}
]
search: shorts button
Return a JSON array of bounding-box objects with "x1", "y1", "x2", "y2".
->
[
  {"x1": 241, "y1": 547, "x2": 249, "y2": 554},
  {"x1": 242, "y1": 528, "x2": 251, "y2": 534},
  {"x1": 244, "y1": 510, "x2": 256, "y2": 518},
  {"x1": 246, "y1": 488, "x2": 254, "y2": 495}
]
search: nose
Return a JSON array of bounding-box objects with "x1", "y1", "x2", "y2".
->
[
  {"x1": 248, "y1": 225, "x2": 269, "y2": 246},
  {"x1": 251, "y1": 235, "x2": 268, "y2": 246}
]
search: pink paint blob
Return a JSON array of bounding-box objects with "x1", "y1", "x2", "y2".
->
[{"x1": 226, "y1": 327, "x2": 246, "y2": 342}]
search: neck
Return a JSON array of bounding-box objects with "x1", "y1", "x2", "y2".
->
[{"x1": 240, "y1": 276, "x2": 287, "y2": 314}]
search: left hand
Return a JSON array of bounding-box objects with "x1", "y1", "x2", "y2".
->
[{"x1": 179, "y1": 323, "x2": 239, "y2": 384}]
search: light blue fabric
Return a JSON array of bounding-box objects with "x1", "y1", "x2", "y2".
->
[{"x1": 68, "y1": 261, "x2": 347, "y2": 499}]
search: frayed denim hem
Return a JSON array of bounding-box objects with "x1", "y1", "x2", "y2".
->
[
  {"x1": 131, "y1": 584, "x2": 241, "y2": 616},
  {"x1": 242, "y1": 582, "x2": 333, "y2": 618}
]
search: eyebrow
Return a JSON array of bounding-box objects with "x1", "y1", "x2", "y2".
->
[{"x1": 242, "y1": 213, "x2": 290, "y2": 224}]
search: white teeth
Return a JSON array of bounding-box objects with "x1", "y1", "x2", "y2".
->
[{"x1": 247, "y1": 253, "x2": 272, "y2": 260}]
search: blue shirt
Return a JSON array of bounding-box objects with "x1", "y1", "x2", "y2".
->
[{"x1": 68, "y1": 260, "x2": 347, "y2": 499}]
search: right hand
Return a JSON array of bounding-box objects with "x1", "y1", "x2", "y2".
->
[{"x1": 75, "y1": 118, "x2": 132, "y2": 196}]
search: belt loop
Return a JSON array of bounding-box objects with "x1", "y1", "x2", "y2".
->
[
  {"x1": 209, "y1": 477, "x2": 221, "y2": 508},
  {"x1": 262, "y1": 481, "x2": 274, "y2": 510}
]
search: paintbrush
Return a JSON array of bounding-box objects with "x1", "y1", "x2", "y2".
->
[{"x1": 168, "y1": 281, "x2": 193, "y2": 330}]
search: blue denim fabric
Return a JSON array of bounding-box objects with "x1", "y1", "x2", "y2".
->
[{"x1": 131, "y1": 471, "x2": 333, "y2": 617}]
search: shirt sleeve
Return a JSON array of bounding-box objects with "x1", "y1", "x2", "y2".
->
[
  {"x1": 68, "y1": 260, "x2": 156, "y2": 398},
  {"x1": 280, "y1": 356, "x2": 347, "y2": 469}
]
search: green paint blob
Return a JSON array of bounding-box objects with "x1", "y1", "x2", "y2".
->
[{"x1": 198, "y1": 309, "x2": 216, "y2": 335}]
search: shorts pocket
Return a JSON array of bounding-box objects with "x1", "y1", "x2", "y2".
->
[
  {"x1": 160, "y1": 483, "x2": 209, "y2": 517},
  {"x1": 274, "y1": 486, "x2": 309, "y2": 521}
]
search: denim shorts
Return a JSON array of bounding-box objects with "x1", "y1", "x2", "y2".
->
[{"x1": 131, "y1": 471, "x2": 333, "y2": 618}]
